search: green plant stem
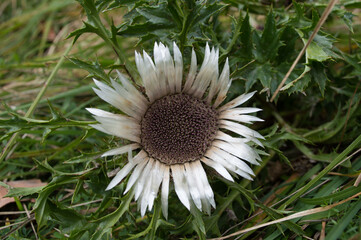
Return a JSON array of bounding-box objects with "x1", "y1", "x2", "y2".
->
[
  {"x1": 0, "y1": 42, "x2": 73, "y2": 163},
  {"x1": 179, "y1": 15, "x2": 190, "y2": 53},
  {"x1": 38, "y1": 12, "x2": 54, "y2": 57},
  {"x1": 219, "y1": 11, "x2": 243, "y2": 62},
  {"x1": 89, "y1": 7, "x2": 139, "y2": 82}
]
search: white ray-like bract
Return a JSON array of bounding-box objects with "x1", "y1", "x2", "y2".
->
[{"x1": 88, "y1": 42, "x2": 264, "y2": 218}]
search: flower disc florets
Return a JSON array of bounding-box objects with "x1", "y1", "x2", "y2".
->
[{"x1": 141, "y1": 93, "x2": 219, "y2": 165}]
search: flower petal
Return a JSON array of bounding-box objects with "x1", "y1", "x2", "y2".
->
[
  {"x1": 203, "y1": 47, "x2": 220, "y2": 101},
  {"x1": 213, "y1": 140, "x2": 260, "y2": 165},
  {"x1": 222, "y1": 107, "x2": 262, "y2": 115},
  {"x1": 213, "y1": 58, "x2": 230, "y2": 108},
  {"x1": 153, "y1": 42, "x2": 168, "y2": 96},
  {"x1": 206, "y1": 148, "x2": 253, "y2": 180},
  {"x1": 220, "y1": 113, "x2": 264, "y2": 124},
  {"x1": 219, "y1": 91, "x2": 256, "y2": 111},
  {"x1": 193, "y1": 161, "x2": 216, "y2": 209},
  {"x1": 106, "y1": 162, "x2": 135, "y2": 190},
  {"x1": 105, "y1": 151, "x2": 146, "y2": 191},
  {"x1": 134, "y1": 158, "x2": 153, "y2": 200},
  {"x1": 215, "y1": 131, "x2": 248, "y2": 144},
  {"x1": 155, "y1": 43, "x2": 175, "y2": 94},
  {"x1": 147, "y1": 160, "x2": 165, "y2": 210},
  {"x1": 116, "y1": 71, "x2": 148, "y2": 105},
  {"x1": 143, "y1": 50, "x2": 163, "y2": 100},
  {"x1": 212, "y1": 146, "x2": 255, "y2": 176},
  {"x1": 205, "y1": 149, "x2": 237, "y2": 172},
  {"x1": 220, "y1": 120, "x2": 264, "y2": 140},
  {"x1": 135, "y1": 51, "x2": 157, "y2": 102},
  {"x1": 140, "y1": 161, "x2": 154, "y2": 216},
  {"x1": 183, "y1": 48, "x2": 197, "y2": 93},
  {"x1": 102, "y1": 143, "x2": 139, "y2": 157},
  {"x1": 87, "y1": 108, "x2": 122, "y2": 119},
  {"x1": 184, "y1": 163, "x2": 202, "y2": 211},
  {"x1": 163, "y1": 45, "x2": 176, "y2": 94},
  {"x1": 234, "y1": 169, "x2": 253, "y2": 181},
  {"x1": 161, "y1": 165, "x2": 170, "y2": 219},
  {"x1": 91, "y1": 115, "x2": 140, "y2": 143},
  {"x1": 93, "y1": 79, "x2": 142, "y2": 119},
  {"x1": 189, "y1": 47, "x2": 219, "y2": 98},
  {"x1": 202, "y1": 157, "x2": 234, "y2": 182},
  {"x1": 208, "y1": 57, "x2": 228, "y2": 105},
  {"x1": 171, "y1": 165, "x2": 190, "y2": 210},
  {"x1": 124, "y1": 159, "x2": 148, "y2": 193},
  {"x1": 173, "y1": 42, "x2": 183, "y2": 93},
  {"x1": 200, "y1": 43, "x2": 211, "y2": 69},
  {"x1": 110, "y1": 78, "x2": 147, "y2": 112}
]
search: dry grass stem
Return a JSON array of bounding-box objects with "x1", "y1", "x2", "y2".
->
[{"x1": 270, "y1": 0, "x2": 339, "y2": 102}]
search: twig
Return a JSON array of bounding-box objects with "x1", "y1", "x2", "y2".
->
[
  {"x1": 270, "y1": 0, "x2": 339, "y2": 102},
  {"x1": 0, "y1": 211, "x2": 27, "y2": 215},
  {"x1": 300, "y1": 179, "x2": 331, "y2": 198},
  {"x1": 23, "y1": 204, "x2": 38, "y2": 240},
  {"x1": 320, "y1": 221, "x2": 326, "y2": 240},
  {"x1": 70, "y1": 199, "x2": 103, "y2": 208},
  {"x1": 0, "y1": 216, "x2": 35, "y2": 240},
  {"x1": 303, "y1": 235, "x2": 315, "y2": 240},
  {"x1": 354, "y1": 172, "x2": 361, "y2": 187},
  {"x1": 0, "y1": 218, "x2": 27, "y2": 231},
  {"x1": 299, "y1": 218, "x2": 333, "y2": 223},
  {"x1": 334, "y1": 147, "x2": 361, "y2": 172},
  {"x1": 54, "y1": 228, "x2": 70, "y2": 238}
]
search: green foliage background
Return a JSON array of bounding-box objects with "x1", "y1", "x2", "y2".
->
[{"x1": 1, "y1": 0, "x2": 361, "y2": 239}]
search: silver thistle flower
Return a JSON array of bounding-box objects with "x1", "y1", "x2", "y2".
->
[{"x1": 87, "y1": 42, "x2": 264, "y2": 218}]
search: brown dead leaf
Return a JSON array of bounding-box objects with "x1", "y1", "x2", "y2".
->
[{"x1": 0, "y1": 179, "x2": 47, "y2": 208}]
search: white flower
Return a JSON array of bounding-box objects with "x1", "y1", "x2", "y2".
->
[{"x1": 87, "y1": 42, "x2": 264, "y2": 218}]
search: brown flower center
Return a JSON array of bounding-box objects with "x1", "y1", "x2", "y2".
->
[{"x1": 140, "y1": 93, "x2": 219, "y2": 165}]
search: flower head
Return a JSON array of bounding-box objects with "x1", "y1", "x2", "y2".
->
[{"x1": 87, "y1": 42, "x2": 264, "y2": 218}]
